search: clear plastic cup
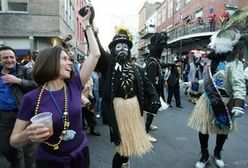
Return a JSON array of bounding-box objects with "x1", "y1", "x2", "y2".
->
[{"x1": 30, "y1": 112, "x2": 53, "y2": 135}]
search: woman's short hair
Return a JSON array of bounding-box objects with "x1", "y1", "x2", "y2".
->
[{"x1": 32, "y1": 46, "x2": 73, "y2": 85}]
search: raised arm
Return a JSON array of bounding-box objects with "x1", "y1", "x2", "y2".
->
[{"x1": 79, "y1": 6, "x2": 100, "y2": 86}]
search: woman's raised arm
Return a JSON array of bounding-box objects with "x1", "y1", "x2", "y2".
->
[{"x1": 79, "y1": 6, "x2": 100, "y2": 86}]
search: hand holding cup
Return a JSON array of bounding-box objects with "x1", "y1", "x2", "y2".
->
[{"x1": 28, "y1": 112, "x2": 54, "y2": 142}]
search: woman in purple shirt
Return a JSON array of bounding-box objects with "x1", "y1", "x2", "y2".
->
[{"x1": 10, "y1": 8, "x2": 100, "y2": 168}]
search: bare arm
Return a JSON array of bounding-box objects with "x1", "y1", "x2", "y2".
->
[
  {"x1": 80, "y1": 7, "x2": 100, "y2": 86},
  {"x1": 10, "y1": 119, "x2": 51, "y2": 148}
]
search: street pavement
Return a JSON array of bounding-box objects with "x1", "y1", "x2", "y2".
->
[
  {"x1": 1, "y1": 91, "x2": 248, "y2": 168},
  {"x1": 88, "y1": 92, "x2": 248, "y2": 168}
]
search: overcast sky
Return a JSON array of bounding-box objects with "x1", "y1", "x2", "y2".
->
[{"x1": 91, "y1": 0, "x2": 163, "y2": 48}]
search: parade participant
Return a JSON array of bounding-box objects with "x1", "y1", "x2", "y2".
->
[
  {"x1": 87, "y1": 23, "x2": 161, "y2": 167},
  {"x1": 167, "y1": 60, "x2": 183, "y2": 108},
  {"x1": 0, "y1": 46, "x2": 37, "y2": 168},
  {"x1": 185, "y1": 10, "x2": 248, "y2": 167},
  {"x1": 10, "y1": 7, "x2": 100, "y2": 168},
  {"x1": 144, "y1": 32, "x2": 167, "y2": 142},
  {"x1": 186, "y1": 54, "x2": 204, "y2": 103}
]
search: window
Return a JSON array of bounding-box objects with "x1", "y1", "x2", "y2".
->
[
  {"x1": 157, "y1": 11, "x2": 162, "y2": 25},
  {"x1": 175, "y1": 0, "x2": 180, "y2": 12},
  {"x1": 64, "y1": 0, "x2": 75, "y2": 31},
  {"x1": 195, "y1": 9, "x2": 203, "y2": 18},
  {"x1": 168, "y1": 0, "x2": 173, "y2": 18},
  {"x1": 185, "y1": 0, "x2": 191, "y2": 4},
  {"x1": 162, "y1": 5, "x2": 167, "y2": 22},
  {"x1": 8, "y1": 0, "x2": 28, "y2": 12},
  {"x1": 70, "y1": 5, "x2": 75, "y2": 31},
  {"x1": 68, "y1": 2, "x2": 71, "y2": 25},
  {"x1": 195, "y1": 9, "x2": 203, "y2": 25},
  {"x1": 64, "y1": 0, "x2": 69, "y2": 22}
]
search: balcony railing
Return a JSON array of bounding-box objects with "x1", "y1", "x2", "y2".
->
[
  {"x1": 139, "y1": 25, "x2": 156, "y2": 39},
  {"x1": 167, "y1": 21, "x2": 221, "y2": 42}
]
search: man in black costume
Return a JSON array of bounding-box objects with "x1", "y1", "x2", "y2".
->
[
  {"x1": 144, "y1": 32, "x2": 167, "y2": 142},
  {"x1": 93, "y1": 26, "x2": 161, "y2": 168}
]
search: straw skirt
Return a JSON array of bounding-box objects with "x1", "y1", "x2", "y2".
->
[
  {"x1": 113, "y1": 96, "x2": 152, "y2": 157},
  {"x1": 187, "y1": 95, "x2": 237, "y2": 134}
]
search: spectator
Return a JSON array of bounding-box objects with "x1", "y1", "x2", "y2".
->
[
  {"x1": 61, "y1": 34, "x2": 72, "y2": 51},
  {"x1": 219, "y1": 9, "x2": 230, "y2": 26},
  {"x1": 67, "y1": 50, "x2": 80, "y2": 75},
  {"x1": 10, "y1": 8, "x2": 100, "y2": 168},
  {"x1": 208, "y1": 7, "x2": 217, "y2": 31},
  {"x1": 25, "y1": 50, "x2": 39, "y2": 69},
  {"x1": 0, "y1": 46, "x2": 37, "y2": 168},
  {"x1": 81, "y1": 77, "x2": 101, "y2": 136}
]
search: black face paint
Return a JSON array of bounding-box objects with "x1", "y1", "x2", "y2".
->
[{"x1": 114, "y1": 43, "x2": 129, "y2": 64}]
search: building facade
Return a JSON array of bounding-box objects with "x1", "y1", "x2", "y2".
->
[
  {"x1": 138, "y1": 1, "x2": 162, "y2": 63},
  {"x1": 0, "y1": 0, "x2": 86, "y2": 60},
  {"x1": 138, "y1": 0, "x2": 248, "y2": 63}
]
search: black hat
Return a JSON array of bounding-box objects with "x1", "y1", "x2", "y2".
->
[
  {"x1": 149, "y1": 32, "x2": 168, "y2": 57},
  {"x1": 108, "y1": 32, "x2": 133, "y2": 50}
]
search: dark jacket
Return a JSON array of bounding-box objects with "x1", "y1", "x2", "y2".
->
[
  {"x1": 95, "y1": 49, "x2": 160, "y2": 145},
  {"x1": 145, "y1": 57, "x2": 165, "y2": 101},
  {"x1": 167, "y1": 64, "x2": 180, "y2": 86},
  {"x1": 0, "y1": 64, "x2": 37, "y2": 107}
]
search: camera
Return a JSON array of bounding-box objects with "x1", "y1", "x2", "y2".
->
[{"x1": 78, "y1": 5, "x2": 95, "y2": 25}]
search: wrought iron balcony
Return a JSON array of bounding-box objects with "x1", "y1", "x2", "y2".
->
[
  {"x1": 167, "y1": 21, "x2": 221, "y2": 44},
  {"x1": 139, "y1": 25, "x2": 156, "y2": 39}
]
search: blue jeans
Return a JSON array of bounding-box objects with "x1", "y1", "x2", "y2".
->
[
  {"x1": 209, "y1": 22, "x2": 216, "y2": 31},
  {"x1": 93, "y1": 90, "x2": 101, "y2": 116}
]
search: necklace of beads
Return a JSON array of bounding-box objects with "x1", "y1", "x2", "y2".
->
[{"x1": 34, "y1": 82, "x2": 70, "y2": 150}]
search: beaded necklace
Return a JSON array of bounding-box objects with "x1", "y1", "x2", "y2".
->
[{"x1": 34, "y1": 82, "x2": 70, "y2": 150}]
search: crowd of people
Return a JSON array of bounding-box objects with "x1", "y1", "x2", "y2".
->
[{"x1": 0, "y1": 3, "x2": 247, "y2": 168}]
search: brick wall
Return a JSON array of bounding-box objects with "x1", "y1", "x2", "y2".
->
[
  {"x1": 157, "y1": 0, "x2": 248, "y2": 32},
  {"x1": 0, "y1": 0, "x2": 69, "y2": 37}
]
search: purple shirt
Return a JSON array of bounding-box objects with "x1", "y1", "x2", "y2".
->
[{"x1": 18, "y1": 75, "x2": 88, "y2": 164}]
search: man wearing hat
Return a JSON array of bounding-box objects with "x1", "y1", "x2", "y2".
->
[
  {"x1": 144, "y1": 32, "x2": 168, "y2": 143},
  {"x1": 185, "y1": 13, "x2": 248, "y2": 167},
  {"x1": 90, "y1": 26, "x2": 161, "y2": 168}
]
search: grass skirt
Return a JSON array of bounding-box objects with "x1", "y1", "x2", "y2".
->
[
  {"x1": 113, "y1": 96, "x2": 153, "y2": 157},
  {"x1": 187, "y1": 95, "x2": 237, "y2": 134}
]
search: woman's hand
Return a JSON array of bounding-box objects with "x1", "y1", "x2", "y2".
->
[
  {"x1": 80, "y1": 5, "x2": 92, "y2": 26},
  {"x1": 26, "y1": 123, "x2": 52, "y2": 142}
]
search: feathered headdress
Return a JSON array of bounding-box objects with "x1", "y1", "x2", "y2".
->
[
  {"x1": 108, "y1": 25, "x2": 133, "y2": 50},
  {"x1": 149, "y1": 32, "x2": 168, "y2": 58},
  {"x1": 208, "y1": 6, "x2": 248, "y2": 57}
]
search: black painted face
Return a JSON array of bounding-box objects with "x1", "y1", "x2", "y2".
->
[{"x1": 114, "y1": 43, "x2": 129, "y2": 63}]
